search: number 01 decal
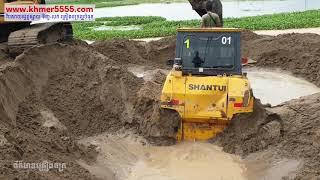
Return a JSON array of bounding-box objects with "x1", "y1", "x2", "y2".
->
[
  {"x1": 222, "y1": 36, "x2": 232, "y2": 45},
  {"x1": 184, "y1": 39, "x2": 190, "y2": 49}
]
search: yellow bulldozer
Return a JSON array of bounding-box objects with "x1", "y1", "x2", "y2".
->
[
  {"x1": 0, "y1": 0, "x2": 72, "y2": 55},
  {"x1": 161, "y1": 28, "x2": 254, "y2": 141}
]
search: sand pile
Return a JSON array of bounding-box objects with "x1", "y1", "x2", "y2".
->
[
  {"x1": 242, "y1": 32, "x2": 320, "y2": 86},
  {"x1": 0, "y1": 44, "x2": 12, "y2": 66},
  {"x1": 213, "y1": 99, "x2": 283, "y2": 155},
  {"x1": 133, "y1": 74, "x2": 180, "y2": 145},
  {"x1": 0, "y1": 42, "x2": 178, "y2": 179},
  {"x1": 92, "y1": 36, "x2": 176, "y2": 69},
  {"x1": 0, "y1": 44, "x2": 102, "y2": 179},
  {"x1": 92, "y1": 40, "x2": 149, "y2": 66}
]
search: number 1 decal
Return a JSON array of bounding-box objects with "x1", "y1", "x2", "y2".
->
[{"x1": 184, "y1": 39, "x2": 190, "y2": 49}]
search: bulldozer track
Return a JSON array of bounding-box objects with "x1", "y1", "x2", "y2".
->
[{"x1": 8, "y1": 22, "x2": 73, "y2": 56}]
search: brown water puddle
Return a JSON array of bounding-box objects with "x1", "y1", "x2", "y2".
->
[
  {"x1": 127, "y1": 142, "x2": 246, "y2": 180},
  {"x1": 79, "y1": 133, "x2": 303, "y2": 180},
  {"x1": 244, "y1": 150, "x2": 303, "y2": 180},
  {"x1": 79, "y1": 133, "x2": 246, "y2": 180}
]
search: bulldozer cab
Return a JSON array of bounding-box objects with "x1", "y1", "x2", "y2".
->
[{"x1": 174, "y1": 28, "x2": 242, "y2": 76}]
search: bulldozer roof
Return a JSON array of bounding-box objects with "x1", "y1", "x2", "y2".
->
[{"x1": 177, "y1": 28, "x2": 242, "y2": 33}]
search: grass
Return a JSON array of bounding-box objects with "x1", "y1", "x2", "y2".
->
[
  {"x1": 48, "y1": 0, "x2": 186, "y2": 8},
  {"x1": 72, "y1": 10, "x2": 320, "y2": 40}
]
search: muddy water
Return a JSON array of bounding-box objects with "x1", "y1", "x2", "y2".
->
[
  {"x1": 245, "y1": 68, "x2": 320, "y2": 105},
  {"x1": 244, "y1": 149, "x2": 303, "y2": 180},
  {"x1": 79, "y1": 133, "x2": 247, "y2": 180},
  {"x1": 127, "y1": 143, "x2": 246, "y2": 180},
  {"x1": 79, "y1": 132, "x2": 303, "y2": 180}
]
